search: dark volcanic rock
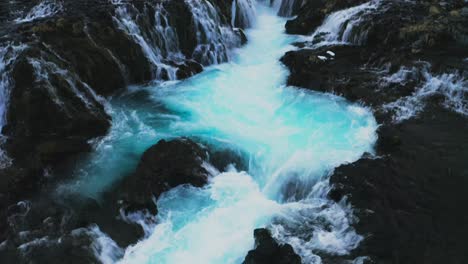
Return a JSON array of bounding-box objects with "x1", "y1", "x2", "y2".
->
[
  {"x1": 118, "y1": 138, "x2": 210, "y2": 214},
  {"x1": 243, "y1": 228, "x2": 301, "y2": 264},
  {"x1": 329, "y1": 106, "x2": 468, "y2": 263}
]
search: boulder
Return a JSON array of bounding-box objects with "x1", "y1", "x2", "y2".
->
[
  {"x1": 119, "y1": 138, "x2": 210, "y2": 214},
  {"x1": 243, "y1": 228, "x2": 301, "y2": 264}
]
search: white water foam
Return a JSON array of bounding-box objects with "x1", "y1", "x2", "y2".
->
[
  {"x1": 306, "y1": 1, "x2": 379, "y2": 47},
  {"x1": 231, "y1": 0, "x2": 257, "y2": 28},
  {"x1": 186, "y1": 0, "x2": 244, "y2": 65},
  {"x1": 112, "y1": 2, "x2": 179, "y2": 80},
  {"x1": 28, "y1": 57, "x2": 105, "y2": 110},
  {"x1": 15, "y1": 0, "x2": 63, "y2": 24},
  {"x1": 384, "y1": 68, "x2": 468, "y2": 122}
]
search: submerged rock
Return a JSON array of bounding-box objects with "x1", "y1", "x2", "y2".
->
[{"x1": 243, "y1": 228, "x2": 301, "y2": 264}]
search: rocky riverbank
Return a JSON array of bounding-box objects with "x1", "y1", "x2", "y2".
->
[{"x1": 281, "y1": 0, "x2": 468, "y2": 262}]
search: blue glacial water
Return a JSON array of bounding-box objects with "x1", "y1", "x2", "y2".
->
[{"x1": 60, "y1": 4, "x2": 377, "y2": 263}]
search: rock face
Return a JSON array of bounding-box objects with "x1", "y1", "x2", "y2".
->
[
  {"x1": 282, "y1": 0, "x2": 468, "y2": 262},
  {"x1": 243, "y1": 228, "x2": 301, "y2": 264},
  {"x1": 119, "y1": 138, "x2": 211, "y2": 214}
]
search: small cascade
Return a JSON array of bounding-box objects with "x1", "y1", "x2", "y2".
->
[
  {"x1": 112, "y1": 2, "x2": 179, "y2": 81},
  {"x1": 153, "y1": 5, "x2": 184, "y2": 62},
  {"x1": 308, "y1": 1, "x2": 379, "y2": 47},
  {"x1": 276, "y1": 0, "x2": 303, "y2": 17},
  {"x1": 0, "y1": 43, "x2": 25, "y2": 168},
  {"x1": 231, "y1": 0, "x2": 256, "y2": 28},
  {"x1": 384, "y1": 66, "x2": 468, "y2": 122},
  {"x1": 27, "y1": 56, "x2": 106, "y2": 111},
  {"x1": 15, "y1": 0, "x2": 63, "y2": 24},
  {"x1": 186, "y1": 0, "x2": 241, "y2": 65}
]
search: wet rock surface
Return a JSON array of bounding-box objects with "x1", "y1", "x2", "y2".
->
[
  {"x1": 243, "y1": 228, "x2": 301, "y2": 264},
  {"x1": 282, "y1": 0, "x2": 468, "y2": 262},
  {"x1": 118, "y1": 138, "x2": 211, "y2": 214}
]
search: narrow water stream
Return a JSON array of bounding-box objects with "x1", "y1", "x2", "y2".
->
[{"x1": 62, "y1": 4, "x2": 377, "y2": 263}]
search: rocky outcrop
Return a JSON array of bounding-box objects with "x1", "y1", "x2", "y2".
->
[
  {"x1": 282, "y1": 0, "x2": 468, "y2": 262},
  {"x1": 118, "y1": 138, "x2": 211, "y2": 214},
  {"x1": 243, "y1": 228, "x2": 301, "y2": 264}
]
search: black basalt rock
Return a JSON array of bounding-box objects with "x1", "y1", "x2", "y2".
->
[
  {"x1": 118, "y1": 138, "x2": 210, "y2": 214},
  {"x1": 243, "y1": 228, "x2": 301, "y2": 264}
]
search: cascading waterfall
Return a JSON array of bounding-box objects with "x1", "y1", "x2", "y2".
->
[
  {"x1": 15, "y1": 0, "x2": 63, "y2": 24},
  {"x1": 231, "y1": 0, "x2": 257, "y2": 28},
  {"x1": 153, "y1": 5, "x2": 184, "y2": 62},
  {"x1": 307, "y1": 1, "x2": 380, "y2": 47},
  {"x1": 384, "y1": 66, "x2": 468, "y2": 122},
  {"x1": 275, "y1": 0, "x2": 303, "y2": 17},
  {"x1": 112, "y1": 1, "x2": 179, "y2": 80},
  {"x1": 57, "y1": 3, "x2": 377, "y2": 263},
  {"x1": 28, "y1": 57, "x2": 106, "y2": 110},
  {"x1": 186, "y1": 0, "x2": 242, "y2": 65}
]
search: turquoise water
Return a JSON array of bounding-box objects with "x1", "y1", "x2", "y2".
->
[{"x1": 62, "y1": 4, "x2": 377, "y2": 263}]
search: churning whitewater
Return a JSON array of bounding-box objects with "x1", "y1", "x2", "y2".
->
[{"x1": 63, "y1": 3, "x2": 377, "y2": 264}]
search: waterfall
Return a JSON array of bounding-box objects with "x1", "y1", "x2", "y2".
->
[
  {"x1": 153, "y1": 5, "x2": 184, "y2": 62},
  {"x1": 28, "y1": 57, "x2": 106, "y2": 111},
  {"x1": 276, "y1": 0, "x2": 303, "y2": 17},
  {"x1": 308, "y1": 1, "x2": 379, "y2": 47},
  {"x1": 15, "y1": 0, "x2": 63, "y2": 23},
  {"x1": 186, "y1": 0, "x2": 241, "y2": 65},
  {"x1": 0, "y1": 43, "x2": 25, "y2": 168},
  {"x1": 384, "y1": 67, "x2": 468, "y2": 122},
  {"x1": 112, "y1": 2, "x2": 179, "y2": 81},
  {"x1": 264, "y1": 0, "x2": 303, "y2": 16},
  {"x1": 231, "y1": 0, "x2": 256, "y2": 28}
]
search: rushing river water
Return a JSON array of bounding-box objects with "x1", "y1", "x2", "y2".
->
[{"x1": 61, "y1": 3, "x2": 377, "y2": 263}]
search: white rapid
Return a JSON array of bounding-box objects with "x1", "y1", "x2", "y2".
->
[
  {"x1": 384, "y1": 66, "x2": 468, "y2": 122},
  {"x1": 0, "y1": 44, "x2": 25, "y2": 168},
  {"x1": 231, "y1": 0, "x2": 256, "y2": 28},
  {"x1": 62, "y1": 3, "x2": 377, "y2": 264},
  {"x1": 306, "y1": 1, "x2": 379, "y2": 47},
  {"x1": 187, "y1": 0, "x2": 243, "y2": 65},
  {"x1": 15, "y1": 0, "x2": 63, "y2": 24}
]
